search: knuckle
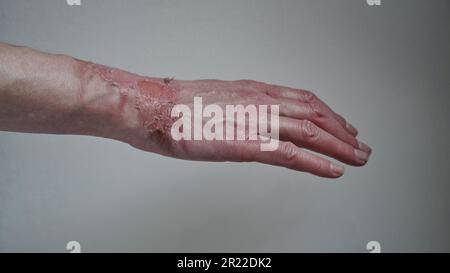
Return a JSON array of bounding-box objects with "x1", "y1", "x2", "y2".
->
[
  {"x1": 279, "y1": 142, "x2": 298, "y2": 161},
  {"x1": 316, "y1": 159, "x2": 327, "y2": 174},
  {"x1": 300, "y1": 91, "x2": 326, "y2": 119},
  {"x1": 302, "y1": 90, "x2": 317, "y2": 102},
  {"x1": 300, "y1": 120, "x2": 320, "y2": 141},
  {"x1": 308, "y1": 99, "x2": 325, "y2": 119}
]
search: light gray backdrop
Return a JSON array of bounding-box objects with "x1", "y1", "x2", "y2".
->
[{"x1": 0, "y1": 0, "x2": 449, "y2": 252}]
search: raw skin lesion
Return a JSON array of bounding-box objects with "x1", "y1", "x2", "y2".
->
[
  {"x1": 78, "y1": 60, "x2": 179, "y2": 151},
  {"x1": 135, "y1": 78, "x2": 178, "y2": 152}
]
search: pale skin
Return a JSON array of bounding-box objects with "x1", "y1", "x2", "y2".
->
[{"x1": 0, "y1": 42, "x2": 371, "y2": 178}]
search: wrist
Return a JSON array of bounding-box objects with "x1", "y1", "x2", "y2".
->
[
  {"x1": 73, "y1": 60, "x2": 141, "y2": 142},
  {"x1": 75, "y1": 60, "x2": 178, "y2": 148}
]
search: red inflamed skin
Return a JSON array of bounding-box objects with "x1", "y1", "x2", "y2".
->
[{"x1": 0, "y1": 42, "x2": 371, "y2": 178}]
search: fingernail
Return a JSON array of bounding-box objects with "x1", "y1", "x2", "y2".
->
[
  {"x1": 355, "y1": 149, "x2": 370, "y2": 163},
  {"x1": 357, "y1": 140, "x2": 372, "y2": 154},
  {"x1": 331, "y1": 164, "x2": 345, "y2": 177},
  {"x1": 346, "y1": 122, "x2": 358, "y2": 135}
]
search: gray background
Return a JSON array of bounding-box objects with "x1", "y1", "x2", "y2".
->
[{"x1": 0, "y1": 0, "x2": 449, "y2": 252}]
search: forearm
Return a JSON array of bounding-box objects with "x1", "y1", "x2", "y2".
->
[
  {"x1": 0, "y1": 43, "x2": 102, "y2": 135},
  {"x1": 0, "y1": 42, "x2": 164, "y2": 144}
]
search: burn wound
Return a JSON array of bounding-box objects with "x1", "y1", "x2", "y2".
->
[
  {"x1": 135, "y1": 79, "x2": 177, "y2": 149},
  {"x1": 81, "y1": 62, "x2": 177, "y2": 150}
]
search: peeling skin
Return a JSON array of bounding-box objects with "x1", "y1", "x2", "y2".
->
[
  {"x1": 135, "y1": 78, "x2": 177, "y2": 148},
  {"x1": 79, "y1": 61, "x2": 178, "y2": 150}
]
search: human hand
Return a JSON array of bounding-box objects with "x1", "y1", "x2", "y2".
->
[{"x1": 91, "y1": 65, "x2": 371, "y2": 178}]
